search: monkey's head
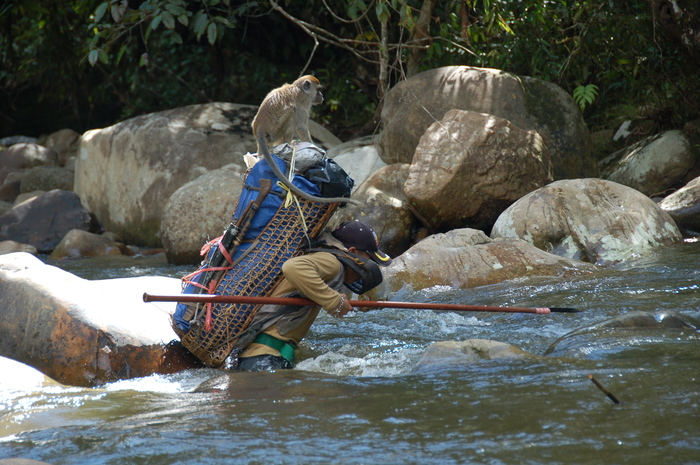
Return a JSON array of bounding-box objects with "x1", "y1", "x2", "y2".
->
[{"x1": 296, "y1": 75, "x2": 324, "y2": 106}]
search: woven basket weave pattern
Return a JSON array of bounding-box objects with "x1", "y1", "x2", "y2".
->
[{"x1": 180, "y1": 199, "x2": 337, "y2": 366}]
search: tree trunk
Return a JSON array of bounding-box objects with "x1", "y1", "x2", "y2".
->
[
  {"x1": 648, "y1": 0, "x2": 700, "y2": 56},
  {"x1": 407, "y1": 0, "x2": 435, "y2": 77}
]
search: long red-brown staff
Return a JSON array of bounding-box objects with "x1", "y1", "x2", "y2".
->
[{"x1": 143, "y1": 293, "x2": 581, "y2": 314}]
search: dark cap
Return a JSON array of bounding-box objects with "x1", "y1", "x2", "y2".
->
[{"x1": 332, "y1": 220, "x2": 392, "y2": 267}]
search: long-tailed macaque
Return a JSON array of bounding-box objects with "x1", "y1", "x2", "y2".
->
[{"x1": 252, "y1": 75, "x2": 360, "y2": 205}]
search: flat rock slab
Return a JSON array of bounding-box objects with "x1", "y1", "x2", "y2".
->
[{"x1": 0, "y1": 252, "x2": 201, "y2": 386}]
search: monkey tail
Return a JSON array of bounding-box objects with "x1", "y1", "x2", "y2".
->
[{"x1": 256, "y1": 133, "x2": 362, "y2": 206}]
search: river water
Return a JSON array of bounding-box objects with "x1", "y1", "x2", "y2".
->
[{"x1": 1, "y1": 241, "x2": 699, "y2": 464}]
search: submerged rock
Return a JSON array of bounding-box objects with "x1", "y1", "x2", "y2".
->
[
  {"x1": 411, "y1": 339, "x2": 534, "y2": 374},
  {"x1": 0, "y1": 252, "x2": 201, "y2": 386},
  {"x1": 543, "y1": 310, "x2": 700, "y2": 359}
]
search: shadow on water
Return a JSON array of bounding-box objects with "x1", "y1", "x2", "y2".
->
[{"x1": 1, "y1": 241, "x2": 698, "y2": 464}]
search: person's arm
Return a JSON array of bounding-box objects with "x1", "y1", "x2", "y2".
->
[{"x1": 281, "y1": 252, "x2": 347, "y2": 315}]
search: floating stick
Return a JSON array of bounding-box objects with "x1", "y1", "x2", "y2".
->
[{"x1": 589, "y1": 374, "x2": 622, "y2": 404}]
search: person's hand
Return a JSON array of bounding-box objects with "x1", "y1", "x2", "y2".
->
[
  {"x1": 328, "y1": 294, "x2": 353, "y2": 318},
  {"x1": 337, "y1": 294, "x2": 353, "y2": 317}
]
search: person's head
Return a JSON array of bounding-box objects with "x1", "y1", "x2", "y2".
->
[{"x1": 332, "y1": 220, "x2": 392, "y2": 267}]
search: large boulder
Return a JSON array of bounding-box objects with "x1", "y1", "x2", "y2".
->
[
  {"x1": 0, "y1": 190, "x2": 92, "y2": 253},
  {"x1": 328, "y1": 163, "x2": 416, "y2": 258},
  {"x1": 404, "y1": 109, "x2": 553, "y2": 232},
  {"x1": 366, "y1": 228, "x2": 596, "y2": 300},
  {"x1": 74, "y1": 102, "x2": 259, "y2": 247},
  {"x1": 601, "y1": 130, "x2": 696, "y2": 196},
  {"x1": 659, "y1": 175, "x2": 700, "y2": 236},
  {"x1": 0, "y1": 252, "x2": 201, "y2": 386},
  {"x1": 160, "y1": 165, "x2": 245, "y2": 265},
  {"x1": 379, "y1": 66, "x2": 594, "y2": 179},
  {"x1": 327, "y1": 136, "x2": 387, "y2": 192},
  {"x1": 491, "y1": 179, "x2": 683, "y2": 265}
]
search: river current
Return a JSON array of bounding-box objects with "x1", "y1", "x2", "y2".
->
[{"x1": 1, "y1": 241, "x2": 699, "y2": 464}]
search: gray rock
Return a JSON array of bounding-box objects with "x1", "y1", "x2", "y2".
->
[
  {"x1": 160, "y1": 165, "x2": 245, "y2": 265},
  {"x1": 49, "y1": 229, "x2": 124, "y2": 259},
  {"x1": 404, "y1": 109, "x2": 553, "y2": 232},
  {"x1": 20, "y1": 165, "x2": 74, "y2": 193},
  {"x1": 328, "y1": 163, "x2": 415, "y2": 258},
  {"x1": 327, "y1": 135, "x2": 387, "y2": 192},
  {"x1": 75, "y1": 102, "x2": 259, "y2": 247},
  {"x1": 44, "y1": 128, "x2": 81, "y2": 167},
  {"x1": 367, "y1": 229, "x2": 596, "y2": 300},
  {"x1": 0, "y1": 240, "x2": 37, "y2": 256},
  {"x1": 658, "y1": 175, "x2": 700, "y2": 236},
  {"x1": 379, "y1": 66, "x2": 594, "y2": 179},
  {"x1": 601, "y1": 130, "x2": 696, "y2": 196},
  {"x1": 491, "y1": 178, "x2": 682, "y2": 265},
  {"x1": 0, "y1": 190, "x2": 92, "y2": 253}
]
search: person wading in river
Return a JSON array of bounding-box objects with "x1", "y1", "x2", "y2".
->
[{"x1": 234, "y1": 220, "x2": 392, "y2": 372}]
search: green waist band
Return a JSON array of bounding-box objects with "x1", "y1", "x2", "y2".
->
[{"x1": 253, "y1": 333, "x2": 296, "y2": 363}]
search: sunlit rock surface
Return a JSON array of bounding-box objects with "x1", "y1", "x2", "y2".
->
[
  {"x1": 491, "y1": 178, "x2": 682, "y2": 265},
  {"x1": 367, "y1": 228, "x2": 596, "y2": 300},
  {"x1": 0, "y1": 252, "x2": 200, "y2": 386}
]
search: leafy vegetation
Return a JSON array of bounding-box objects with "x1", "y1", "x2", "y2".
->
[{"x1": 1, "y1": 0, "x2": 697, "y2": 139}]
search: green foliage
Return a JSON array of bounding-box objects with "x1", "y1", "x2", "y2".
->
[
  {"x1": 87, "y1": 0, "x2": 240, "y2": 67},
  {"x1": 1, "y1": 0, "x2": 698, "y2": 138},
  {"x1": 573, "y1": 84, "x2": 599, "y2": 111}
]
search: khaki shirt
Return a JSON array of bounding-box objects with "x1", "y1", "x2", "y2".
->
[{"x1": 239, "y1": 251, "x2": 345, "y2": 358}]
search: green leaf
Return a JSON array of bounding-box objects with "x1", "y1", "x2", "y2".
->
[
  {"x1": 178, "y1": 13, "x2": 189, "y2": 26},
  {"x1": 165, "y1": 4, "x2": 185, "y2": 16},
  {"x1": 98, "y1": 49, "x2": 109, "y2": 64},
  {"x1": 207, "y1": 22, "x2": 217, "y2": 44},
  {"x1": 116, "y1": 44, "x2": 127, "y2": 64},
  {"x1": 150, "y1": 14, "x2": 162, "y2": 31},
  {"x1": 88, "y1": 49, "x2": 99, "y2": 66},
  {"x1": 161, "y1": 10, "x2": 175, "y2": 29},
  {"x1": 111, "y1": 4, "x2": 124, "y2": 22},
  {"x1": 94, "y1": 2, "x2": 108, "y2": 22},
  {"x1": 193, "y1": 11, "x2": 208, "y2": 40},
  {"x1": 376, "y1": 2, "x2": 390, "y2": 23}
]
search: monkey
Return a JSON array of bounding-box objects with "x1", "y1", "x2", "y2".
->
[{"x1": 252, "y1": 75, "x2": 361, "y2": 205}]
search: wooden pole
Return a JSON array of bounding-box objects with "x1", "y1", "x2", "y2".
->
[{"x1": 143, "y1": 293, "x2": 580, "y2": 314}]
